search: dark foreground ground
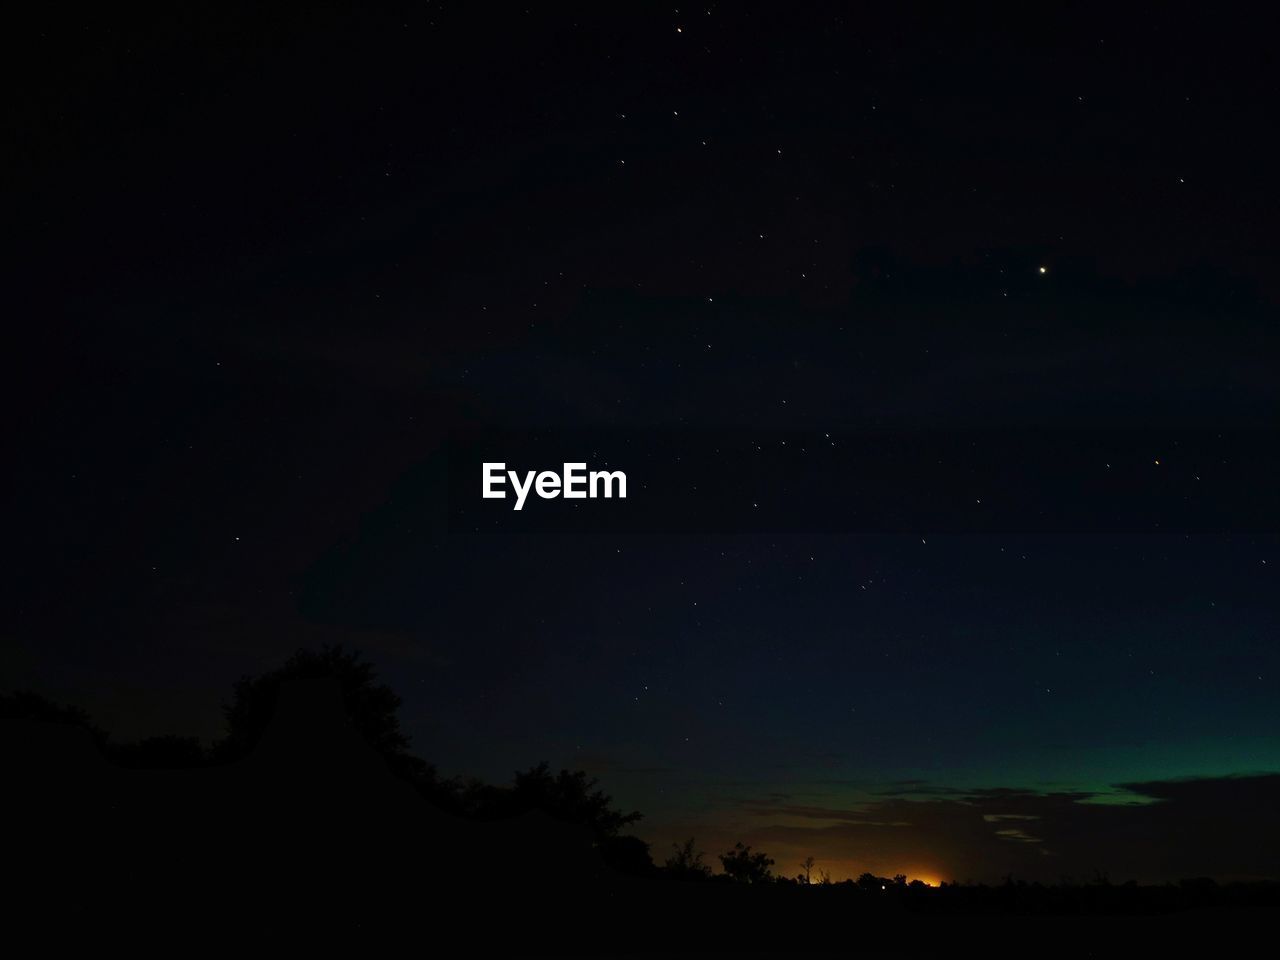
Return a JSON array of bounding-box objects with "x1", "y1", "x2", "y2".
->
[{"x1": 7, "y1": 679, "x2": 1276, "y2": 954}]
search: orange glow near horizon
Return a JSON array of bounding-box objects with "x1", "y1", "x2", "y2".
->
[{"x1": 806, "y1": 860, "x2": 947, "y2": 886}]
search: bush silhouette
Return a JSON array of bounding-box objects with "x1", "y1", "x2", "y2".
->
[
  {"x1": 209, "y1": 644, "x2": 442, "y2": 792},
  {"x1": 719, "y1": 842, "x2": 775, "y2": 884},
  {"x1": 0, "y1": 690, "x2": 107, "y2": 744},
  {"x1": 8, "y1": 643, "x2": 1279, "y2": 931},
  {"x1": 664, "y1": 837, "x2": 713, "y2": 881},
  {"x1": 213, "y1": 645, "x2": 412, "y2": 760}
]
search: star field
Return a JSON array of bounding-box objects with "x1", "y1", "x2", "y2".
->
[{"x1": 9, "y1": 3, "x2": 1280, "y2": 882}]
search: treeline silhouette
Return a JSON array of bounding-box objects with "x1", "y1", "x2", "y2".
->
[{"x1": 4, "y1": 646, "x2": 1278, "y2": 950}]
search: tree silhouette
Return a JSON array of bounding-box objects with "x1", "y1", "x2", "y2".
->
[
  {"x1": 207, "y1": 643, "x2": 455, "y2": 805},
  {"x1": 447, "y1": 761, "x2": 649, "y2": 871},
  {"x1": 719, "y1": 842, "x2": 775, "y2": 884},
  {"x1": 664, "y1": 837, "x2": 713, "y2": 880},
  {"x1": 507, "y1": 762, "x2": 642, "y2": 839},
  {"x1": 1, "y1": 691, "x2": 209, "y2": 767},
  {"x1": 857, "y1": 872, "x2": 887, "y2": 891},
  {"x1": 0, "y1": 690, "x2": 107, "y2": 744},
  {"x1": 203, "y1": 646, "x2": 652, "y2": 854},
  {"x1": 799, "y1": 855, "x2": 817, "y2": 884},
  {"x1": 597, "y1": 834, "x2": 654, "y2": 876},
  {"x1": 212, "y1": 645, "x2": 417, "y2": 757}
]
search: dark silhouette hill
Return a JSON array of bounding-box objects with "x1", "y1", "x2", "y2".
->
[
  {"x1": 6, "y1": 674, "x2": 1279, "y2": 952},
  {"x1": 5, "y1": 678, "x2": 614, "y2": 933}
]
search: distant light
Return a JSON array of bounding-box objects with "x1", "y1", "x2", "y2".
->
[{"x1": 1038, "y1": 266, "x2": 1047, "y2": 274}]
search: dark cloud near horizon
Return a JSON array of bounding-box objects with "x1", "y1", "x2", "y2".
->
[{"x1": 735, "y1": 774, "x2": 1280, "y2": 883}]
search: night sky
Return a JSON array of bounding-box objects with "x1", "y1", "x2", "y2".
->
[{"x1": 10, "y1": 4, "x2": 1280, "y2": 883}]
